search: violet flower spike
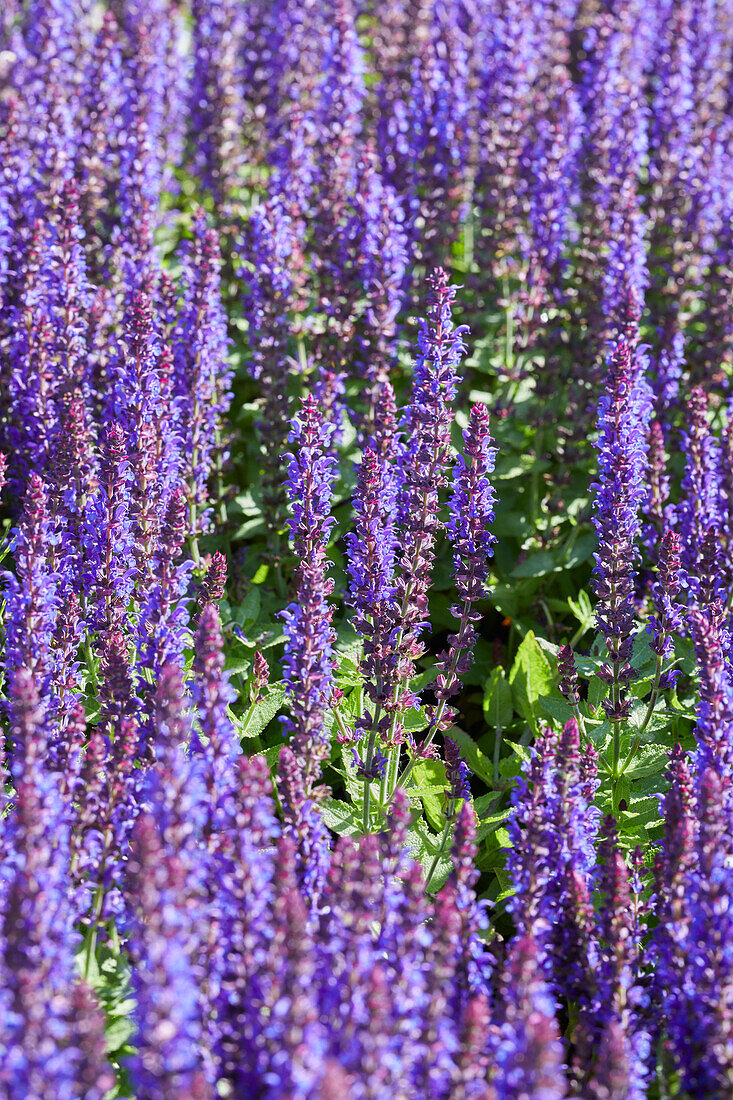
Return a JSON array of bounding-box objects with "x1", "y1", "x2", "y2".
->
[
  {"x1": 280, "y1": 394, "x2": 338, "y2": 794},
  {"x1": 591, "y1": 326, "x2": 652, "y2": 777}
]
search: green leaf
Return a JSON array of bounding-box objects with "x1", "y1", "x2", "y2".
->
[
  {"x1": 235, "y1": 587, "x2": 261, "y2": 627},
  {"x1": 413, "y1": 759, "x2": 447, "y2": 831},
  {"x1": 105, "y1": 1012, "x2": 136, "y2": 1054},
  {"x1": 613, "y1": 775, "x2": 632, "y2": 815},
  {"x1": 475, "y1": 809, "x2": 510, "y2": 844},
  {"x1": 483, "y1": 667, "x2": 513, "y2": 729},
  {"x1": 511, "y1": 551, "x2": 556, "y2": 578},
  {"x1": 473, "y1": 791, "x2": 502, "y2": 818},
  {"x1": 624, "y1": 744, "x2": 671, "y2": 780},
  {"x1": 508, "y1": 630, "x2": 555, "y2": 731},
  {"x1": 408, "y1": 821, "x2": 452, "y2": 890},
  {"x1": 587, "y1": 675, "x2": 608, "y2": 708},
  {"x1": 239, "y1": 686, "x2": 285, "y2": 738},
  {"x1": 320, "y1": 799, "x2": 361, "y2": 835},
  {"x1": 538, "y1": 695, "x2": 574, "y2": 725},
  {"x1": 563, "y1": 533, "x2": 596, "y2": 569},
  {"x1": 567, "y1": 589, "x2": 594, "y2": 626}
]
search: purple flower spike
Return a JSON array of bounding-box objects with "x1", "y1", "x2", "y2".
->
[
  {"x1": 0, "y1": 669, "x2": 112, "y2": 1098},
  {"x1": 648, "y1": 530, "x2": 682, "y2": 660},
  {"x1": 677, "y1": 386, "x2": 724, "y2": 612},
  {"x1": 198, "y1": 551, "x2": 227, "y2": 613},
  {"x1": 664, "y1": 765, "x2": 733, "y2": 1094},
  {"x1": 435, "y1": 402, "x2": 497, "y2": 725},
  {"x1": 387, "y1": 270, "x2": 468, "y2": 717},
  {"x1": 689, "y1": 603, "x2": 733, "y2": 781},
  {"x1": 592, "y1": 329, "x2": 653, "y2": 722},
  {"x1": 278, "y1": 745, "x2": 331, "y2": 905},
  {"x1": 493, "y1": 934, "x2": 568, "y2": 1100},
  {"x1": 83, "y1": 423, "x2": 136, "y2": 633},
  {"x1": 445, "y1": 737, "x2": 471, "y2": 802},
  {"x1": 281, "y1": 394, "x2": 338, "y2": 792},
  {"x1": 125, "y1": 814, "x2": 209, "y2": 1100},
  {"x1": 346, "y1": 446, "x2": 396, "y2": 727},
  {"x1": 3, "y1": 474, "x2": 60, "y2": 714},
  {"x1": 174, "y1": 209, "x2": 232, "y2": 539}
]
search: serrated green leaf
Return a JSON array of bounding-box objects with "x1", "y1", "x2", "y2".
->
[
  {"x1": 624, "y1": 744, "x2": 670, "y2": 780},
  {"x1": 239, "y1": 686, "x2": 285, "y2": 738},
  {"x1": 320, "y1": 799, "x2": 360, "y2": 835},
  {"x1": 508, "y1": 631, "x2": 554, "y2": 730},
  {"x1": 538, "y1": 695, "x2": 574, "y2": 724}
]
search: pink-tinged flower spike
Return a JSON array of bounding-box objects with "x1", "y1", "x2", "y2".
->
[
  {"x1": 239, "y1": 194, "x2": 300, "y2": 539},
  {"x1": 429, "y1": 402, "x2": 497, "y2": 745},
  {"x1": 115, "y1": 95, "x2": 161, "y2": 304},
  {"x1": 557, "y1": 643, "x2": 580, "y2": 707},
  {"x1": 3, "y1": 475, "x2": 60, "y2": 719},
  {"x1": 173, "y1": 209, "x2": 232, "y2": 545},
  {"x1": 49, "y1": 388, "x2": 96, "y2": 593},
  {"x1": 124, "y1": 660, "x2": 212, "y2": 1097},
  {"x1": 280, "y1": 394, "x2": 338, "y2": 794},
  {"x1": 197, "y1": 551, "x2": 227, "y2": 614},
  {"x1": 5, "y1": 220, "x2": 59, "y2": 488},
  {"x1": 125, "y1": 814, "x2": 210, "y2": 1100},
  {"x1": 647, "y1": 530, "x2": 682, "y2": 665},
  {"x1": 648, "y1": 746, "x2": 696, "y2": 1051},
  {"x1": 591, "y1": 327, "x2": 653, "y2": 780},
  {"x1": 346, "y1": 447, "x2": 397, "y2": 794},
  {"x1": 73, "y1": 10, "x2": 124, "y2": 272},
  {"x1": 454, "y1": 994, "x2": 495, "y2": 1100},
  {"x1": 663, "y1": 765, "x2": 733, "y2": 1094},
  {"x1": 136, "y1": 489, "x2": 194, "y2": 751},
  {"x1": 689, "y1": 603, "x2": 733, "y2": 782},
  {"x1": 444, "y1": 802, "x2": 492, "y2": 1011},
  {"x1": 249, "y1": 651, "x2": 269, "y2": 705},
  {"x1": 82, "y1": 423, "x2": 136, "y2": 634},
  {"x1": 277, "y1": 745, "x2": 331, "y2": 906},
  {"x1": 0, "y1": 669, "x2": 114, "y2": 1097},
  {"x1": 642, "y1": 419, "x2": 669, "y2": 557},
  {"x1": 379, "y1": 271, "x2": 467, "y2": 792},
  {"x1": 677, "y1": 387, "x2": 726, "y2": 612},
  {"x1": 255, "y1": 836, "x2": 327, "y2": 1095},
  {"x1": 506, "y1": 721, "x2": 601, "y2": 1023},
  {"x1": 189, "y1": 604, "x2": 240, "y2": 829},
  {"x1": 187, "y1": 0, "x2": 245, "y2": 206},
  {"x1": 492, "y1": 934, "x2": 569, "y2": 1100},
  {"x1": 353, "y1": 154, "x2": 408, "y2": 394},
  {"x1": 590, "y1": 817, "x2": 649, "y2": 1100}
]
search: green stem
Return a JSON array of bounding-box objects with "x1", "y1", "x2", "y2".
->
[
  {"x1": 393, "y1": 633, "x2": 467, "y2": 797},
  {"x1": 618, "y1": 653, "x2": 665, "y2": 777},
  {"x1": 361, "y1": 702, "x2": 382, "y2": 833},
  {"x1": 239, "y1": 697, "x2": 258, "y2": 738},
  {"x1": 492, "y1": 723, "x2": 503, "y2": 784},
  {"x1": 425, "y1": 804, "x2": 454, "y2": 891},
  {"x1": 84, "y1": 638, "x2": 98, "y2": 691}
]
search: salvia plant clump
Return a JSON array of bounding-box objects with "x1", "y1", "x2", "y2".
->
[{"x1": 1, "y1": 1, "x2": 733, "y2": 1097}]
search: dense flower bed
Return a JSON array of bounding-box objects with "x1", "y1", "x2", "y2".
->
[{"x1": 1, "y1": 1, "x2": 733, "y2": 1097}]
